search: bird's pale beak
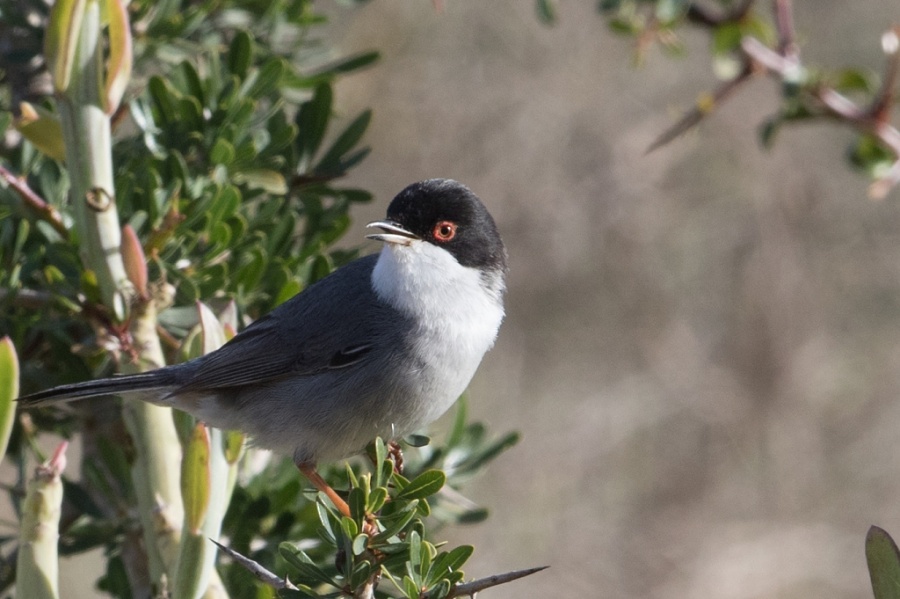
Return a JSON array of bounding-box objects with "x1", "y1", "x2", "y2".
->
[{"x1": 366, "y1": 221, "x2": 420, "y2": 246}]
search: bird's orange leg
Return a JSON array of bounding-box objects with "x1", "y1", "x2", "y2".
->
[
  {"x1": 297, "y1": 462, "x2": 377, "y2": 536},
  {"x1": 297, "y1": 462, "x2": 352, "y2": 516}
]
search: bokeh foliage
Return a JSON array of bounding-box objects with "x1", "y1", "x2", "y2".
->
[{"x1": 537, "y1": 0, "x2": 900, "y2": 198}]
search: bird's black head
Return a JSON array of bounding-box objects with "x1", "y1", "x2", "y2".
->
[{"x1": 367, "y1": 179, "x2": 507, "y2": 273}]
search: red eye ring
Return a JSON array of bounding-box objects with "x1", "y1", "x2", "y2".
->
[{"x1": 433, "y1": 220, "x2": 457, "y2": 242}]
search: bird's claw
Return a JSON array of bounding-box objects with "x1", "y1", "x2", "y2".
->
[{"x1": 387, "y1": 440, "x2": 404, "y2": 474}]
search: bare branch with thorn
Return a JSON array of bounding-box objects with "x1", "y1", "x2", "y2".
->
[
  {"x1": 742, "y1": 23, "x2": 900, "y2": 199},
  {"x1": 0, "y1": 164, "x2": 68, "y2": 239},
  {"x1": 646, "y1": 61, "x2": 756, "y2": 154},
  {"x1": 648, "y1": 0, "x2": 900, "y2": 197},
  {"x1": 215, "y1": 536, "x2": 546, "y2": 598},
  {"x1": 444, "y1": 566, "x2": 549, "y2": 598},
  {"x1": 210, "y1": 539, "x2": 299, "y2": 591}
]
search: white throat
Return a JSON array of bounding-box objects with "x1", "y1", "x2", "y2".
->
[{"x1": 371, "y1": 242, "x2": 505, "y2": 416}]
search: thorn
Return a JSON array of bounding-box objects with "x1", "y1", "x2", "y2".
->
[
  {"x1": 445, "y1": 565, "x2": 549, "y2": 598},
  {"x1": 646, "y1": 63, "x2": 754, "y2": 154},
  {"x1": 210, "y1": 538, "x2": 299, "y2": 591}
]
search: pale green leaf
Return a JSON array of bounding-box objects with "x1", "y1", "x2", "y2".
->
[
  {"x1": 868, "y1": 526, "x2": 900, "y2": 599},
  {"x1": 103, "y1": 0, "x2": 132, "y2": 114},
  {"x1": 45, "y1": 0, "x2": 87, "y2": 92},
  {"x1": 181, "y1": 423, "x2": 211, "y2": 534},
  {"x1": 0, "y1": 338, "x2": 19, "y2": 461}
]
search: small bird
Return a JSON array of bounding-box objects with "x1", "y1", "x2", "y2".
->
[{"x1": 18, "y1": 178, "x2": 507, "y2": 518}]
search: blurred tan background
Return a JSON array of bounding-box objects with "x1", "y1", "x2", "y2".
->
[{"x1": 323, "y1": 1, "x2": 900, "y2": 597}]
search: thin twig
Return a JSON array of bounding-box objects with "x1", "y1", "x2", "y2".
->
[
  {"x1": 772, "y1": 0, "x2": 797, "y2": 58},
  {"x1": 210, "y1": 539, "x2": 299, "y2": 591},
  {"x1": 0, "y1": 288, "x2": 59, "y2": 310},
  {"x1": 444, "y1": 566, "x2": 549, "y2": 598},
  {"x1": 743, "y1": 29, "x2": 900, "y2": 199},
  {"x1": 740, "y1": 36, "x2": 800, "y2": 75},
  {"x1": 0, "y1": 164, "x2": 69, "y2": 240},
  {"x1": 646, "y1": 61, "x2": 756, "y2": 153},
  {"x1": 815, "y1": 87, "x2": 866, "y2": 122},
  {"x1": 646, "y1": 0, "x2": 759, "y2": 152},
  {"x1": 870, "y1": 27, "x2": 900, "y2": 122}
]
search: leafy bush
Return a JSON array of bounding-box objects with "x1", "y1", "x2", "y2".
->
[{"x1": 0, "y1": 1, "x2": 528, "y2": 597}]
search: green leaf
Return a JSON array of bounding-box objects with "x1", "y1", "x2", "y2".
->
[
  {"x1": 867, "y1": 526, "x2": 900, "y2": 599},
  {"x1": 210, "y1": 137, "x2": 236, "y2": 166},
  {"x1": 407, "y1": 530, "x2": 423, "y2": 581},
  {"x1": 404, "y1": 434, "x2": 431, "y2": 448},
  {"x1": 396, "y1": 470, "x2": 446, "y2": 501},
  {"x1": 535, "y1": 0, "x2": 556, "y2": 25},
  {"x1": 831, "y1": 67, "x2": 876, "y2": 94},
  {"x1": 0, "y1": 338, "x2": 19, "y2": 460},
  {"x1": 351, "y1": 533, "x2": 368, "y2": 556},
  {"x1": 367, "y1": 487, "x2": 388, "y2": 514},
  {"x1": 373, "y1": 437, "x2": 388, "y2": 487},
  {"x1": 243, "y1": 58, "x2": 286, "y2": 98},
  {"x1": 181, "y1": 423, "x2": 211, "y2": 534},
  {"x1": 232, "y1": 169, "x2": 287, "y2": 194},
  {"x1": 459, "y1": 431, "x2": 521, "y2": 474},
  {"x1": 607, "y1": 17, "x2": 639, "y2": 36},
  {"x1": 103, "y1": 0, "x2": 133, "y2": 114},
  {"x1": 447, "y1": 396, "x2": 468, "y2": 447},
  {"x1": 149, "y1": 76, "x2": 177, "y2": 124},
  {"x1": 428, "y1": 545, "x2": 474, "y2": 585},
  {"x1": 758, "y1": 116, "x2": 781, "y2": 149},
  {"x1": 433, "y1": 580, "x2": 453, "y2": 599},
  {"x1": 309, "y1": 253, "x2": 334, "y2": 284},
  {"x1": 307, "y1": 51, "x2": 379, "y2": 78},
  {"x1": 15, "y1": 103, "x2": 66, "y2": 161},
  {"x1": 45, "y1": 0, "x2": 87, "y2": 92},
  {"x1": 341, "y1": 515, "x2": 359, "y2": 541},
  {"x1": 175, "y1": 60, "x2": 205, "y2": 106},
  {"x1": 655, "y1": 0, "x2": 689, "y2": 23},
  {"x1": 372, "y1": 502, "x2": 420, "y2": 542},
  {"x1": 296, "y1": 83, "x2": 333, "y2": 167},
  {"x1": 349, "y1": 560, "x2": 372, "y2": 590},
  {"x1": 227, "y1": 30, "x2": 253, "y2": 79},
  {"x1": 402, "y1": 575, "x2": 419, "y2": 599},
  {"x1": 315, "y1": 110, "x2": 372, "y2": 174},
  {"x1": 279, "y1": 543, "x2": 334, "y2": 586},
  {"x1": 598, "y1": 0, "x2": 624, "y2": 13},
  {"x1": 349, "y1": 487, "x2": 367, "y2": 523},
  {"x1": 849, "y1": 134, "x2": 895, "y2": 177},
  {"x1": 416, "y1": 498, "x2": 432, "y2": 518},
  {"x1": 224, "y1": 430, "x2": 244, "y2": 464},
  {"x1": 712, "y1": 23, "x2": 742, "y2": 55},
  {"x1": 274, "y1": 279, "x2": 302, "y2": 306},
  {"x1": 59, "y1": 515, "x2": 120, "y2": 555},
  {"x1": 456, "y1": 507, "x2": 489, "y2": 524},
  {"x1": 420, "y1": 540, "x2": 435, "y2": 581}
]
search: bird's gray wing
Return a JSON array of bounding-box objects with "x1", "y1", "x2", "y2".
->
[{"x1": 172, "y1": 255, "x2": 387, "y2": 395}]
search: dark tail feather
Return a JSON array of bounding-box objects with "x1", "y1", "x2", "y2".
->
[{"x1": 17, "y1": 370, "x2": 177, "y2": 407}]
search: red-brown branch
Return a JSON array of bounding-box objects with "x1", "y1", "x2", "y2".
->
[{"x1": 0, "y1": 164, "x2": 69, "y2": 239}]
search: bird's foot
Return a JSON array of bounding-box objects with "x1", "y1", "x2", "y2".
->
[
  {"x1": 297, "y1": 462, "x2": 381, "y2": 537},
  {"x1": 387, "y1": 440, "x2": 404, "y2": 474},
  {"x1": 362, "y1": 518, "x2": 378, "y2": 537}
]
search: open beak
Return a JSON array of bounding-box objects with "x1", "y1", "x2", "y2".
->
[{"x1": 366, "y1": 220, "x2": 420, "y2": 246}]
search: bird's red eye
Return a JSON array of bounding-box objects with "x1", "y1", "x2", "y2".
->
[{"x1": 433, "y1": 221, "x2": 457, "y2": 242}]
